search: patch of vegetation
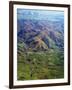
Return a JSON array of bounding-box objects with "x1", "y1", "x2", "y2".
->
[{"x1": 17, "y1": 49, "x2": 64, "y2": 80}]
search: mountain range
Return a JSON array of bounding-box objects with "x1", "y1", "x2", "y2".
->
[{"x1": 17, "y1": 19, "x2": 64, "y2": 52}]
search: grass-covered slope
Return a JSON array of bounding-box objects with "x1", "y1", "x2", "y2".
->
[{"x1": 17, "y1": 48, "x2": 64, "y2": 80}]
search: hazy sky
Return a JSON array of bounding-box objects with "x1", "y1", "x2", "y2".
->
[{"x1": 17, "y1": 9, "x2": 64, "y2": 21}]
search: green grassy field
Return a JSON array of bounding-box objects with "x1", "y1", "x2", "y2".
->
[{"x1": 17, "y1": 49, "x2": 64, "y2": 80}]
